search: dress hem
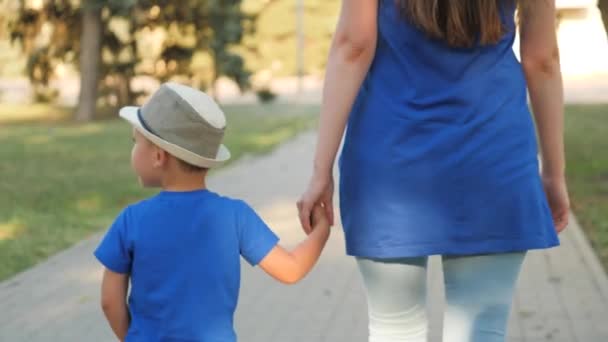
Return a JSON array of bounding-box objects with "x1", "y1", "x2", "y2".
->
[{"x1": 345, "y1": 237, "x2": 560, "y2": 258}]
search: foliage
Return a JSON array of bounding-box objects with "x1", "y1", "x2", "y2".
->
[
  {"x1": 255, "y1": 87, "x2": 276, "y2": 103},
  {"x1": 1, "y1": 0, "x2": 255, "y2": 106}
]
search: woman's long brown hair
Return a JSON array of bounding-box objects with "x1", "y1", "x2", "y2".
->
[{"x1": 398, "y1": 0, "x2": 525, "y2": 47}]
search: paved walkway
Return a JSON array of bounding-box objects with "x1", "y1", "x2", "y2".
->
[{"x1": 1, "y1": 132, "x2": 608, "y2": 341}]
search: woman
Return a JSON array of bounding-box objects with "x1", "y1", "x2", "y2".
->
[{"x1": 298, "y1": 0, "x2": 570, "y2": 341}]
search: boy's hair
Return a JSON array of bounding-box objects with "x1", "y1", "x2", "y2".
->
[{"x1": 177, "y1": 158, "x2": 208, "y2": 173}]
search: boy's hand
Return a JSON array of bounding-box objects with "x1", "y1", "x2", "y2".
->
[
  {"x1": 311, "y1": 204, "x2": 330, "y2": 230},
  {"x1": 258, "y1": 204, "x2": 331, "y2": 285}
]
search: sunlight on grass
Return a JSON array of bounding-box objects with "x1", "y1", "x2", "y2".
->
[
  {"x1": 58, "y1": 124, "x2": 105, "y2": 137},
  {"x1": 24, "y1": 134, "x2": 54, "y2": 145},
  {"x1": 75, "y1": 195, "x2": 103, "y2": 213},
  {"x1": 0, "y1": 221, "x2": 26, "y2": 241},
  {"x1": 0, "y1": 104, "x2": 72, "y2": 124},
  {"x1": 247, "y1": 128, "x2": 294, "y2": 147}
]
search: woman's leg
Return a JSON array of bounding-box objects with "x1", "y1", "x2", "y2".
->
[
  {"x1": 442, "y1": 252, "x2": 526, "y2": 342},
  {"x1": 356, "y1": 257, "x2": 429, "y2": 342}
]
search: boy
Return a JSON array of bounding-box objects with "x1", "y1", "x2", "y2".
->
[{"x1": 94, "y1": 82, "x2": 330, "y2": 342}]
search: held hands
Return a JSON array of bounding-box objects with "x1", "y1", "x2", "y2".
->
[
  {"x1": 297, "y1": 171, "x2": 335, "y2": 234},
  {"x1": 311, "y1": 203, "x2": 331, "y2": 231},
  {"x1": 542, "y1": 174, "x2": 570, "y2": 233}
]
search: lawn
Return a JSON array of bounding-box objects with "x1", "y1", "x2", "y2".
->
[
  {"x1": 1, "y1": 103, "x2": 606, "y2": 281},
  {"x1": 564, "y1": 104, "x2": 608, "y2": 271},
  {"x1": 0, "y1": 103, "x2": 319, "y2": 281}
]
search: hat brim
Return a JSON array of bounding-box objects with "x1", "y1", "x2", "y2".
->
[{"x1": 119, "y1": 106, "x2": 230, "y2": 169}]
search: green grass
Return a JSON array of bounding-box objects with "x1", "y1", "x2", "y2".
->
[
  {"x1": 0, "y1": 103, "x2": 318, "y2": 281},
  {"x1": 2, "y1": 103, "x2": 605, "y2": 280},
  {"x1": 565, "y1": 104, "x2": 608, "y2": 271}
]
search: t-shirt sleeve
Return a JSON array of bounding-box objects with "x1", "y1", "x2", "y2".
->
[
  {"x1": 236, "y1": 200, "x2": 279, "y2": 266},
  {"x1": 94, "y1": 207, "x2": 133, "y2": 274}
]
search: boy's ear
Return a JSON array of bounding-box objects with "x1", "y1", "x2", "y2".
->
[{"x1": 152, "y1": 147, "x2": 168, "y2": 168}]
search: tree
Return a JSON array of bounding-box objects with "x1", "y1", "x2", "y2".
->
[
  {"x1": 600, "y1": 0, "x2": 608, "y2": 38},
  {"x1": 236, "y1": 0, "x2": 339, "y2": 79},
  {"x1": 3, "y1": 1, "x2": 81, "y2": 102},
  {"x1": 3, "y1": 0, "x2": 255, "y2": 120},
  {"x1": 130, "y1": 0, "x2": 254, "y2": 94},
  {"x1": 73, "y1": 0, "x2": 136, "y2": 121},
  {"x1": 75, "y1": 1, "x2": 103, "y2": 122},
  {"x1": 75, "y1": 0, "x2": 135, "y2": 121},
  {"x1": 208, "y1": 1, "x2": 251, "y2": 95},
  {"x1": 3, "y1": 0, "x2": 134, "y2": 121}
]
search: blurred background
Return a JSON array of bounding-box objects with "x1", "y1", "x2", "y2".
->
[
  {"x1": 0, "y1": 0, "x2": 338, "y2": 282},
  {"x1": 0, "y1": 2, "x2": 607, "y2": 340}
]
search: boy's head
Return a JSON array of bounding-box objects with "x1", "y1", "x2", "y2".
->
[{"x1": 120, "y1": 82, "x2": 230, "y2": 187}]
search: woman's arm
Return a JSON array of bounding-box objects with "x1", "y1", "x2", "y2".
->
[
  {"x1": 519, "y1": 0, "x2": 570, "y2": 232},
  {"x1": 298, "y1": 0, "x2": 379, "y2": 232},
  {"x1": 520, "y1": 0, "x2": 564, "y2": 179}
]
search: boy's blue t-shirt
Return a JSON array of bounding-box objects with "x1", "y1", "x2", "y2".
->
[{"x1": 94, "y1": 189, "x2": 279, "y2": 342}]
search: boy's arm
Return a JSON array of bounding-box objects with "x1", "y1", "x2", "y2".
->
[
  {"x1": 258, "y1": 206, "x2": 330, "y2": 284},
  {"x1": 101, "y1": 268, "x2": 130, "y2": 341}
]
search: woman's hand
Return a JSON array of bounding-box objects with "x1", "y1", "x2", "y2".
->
[
  {"x1": 297, "y1": 171, "x2": 335, "y2": 234},
  {"x1": 542, "y1": 175, "x2": 570, "y2": 233}
]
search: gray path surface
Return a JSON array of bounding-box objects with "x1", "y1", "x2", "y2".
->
[{"x1": 1, "y1": 132, "x2": 608, "y2": 341}]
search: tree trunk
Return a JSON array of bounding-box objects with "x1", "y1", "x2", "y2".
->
[
  {"x1": 115, "y1": 74, "x2": 132, "y2": 108},
  {"x1": 599, "y1": 0, "x2": 608, "y2": 38},
  {"x1": 74, "y1": 6, "x2": 102, "y2": 122},
  {"x1": 211, "y1": 53, "x2": 221, "y2": 102}
]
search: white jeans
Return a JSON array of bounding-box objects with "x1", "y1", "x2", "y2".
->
[{"x1": 356, "y1": 252, "x2": 526, "y2": 342}]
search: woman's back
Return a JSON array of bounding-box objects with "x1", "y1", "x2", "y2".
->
[
  {"x1": 339, "y1": 0, "x2": 558, "y2": 258},
  {"x1": 367, "y1": 0, "x2": 526, "y2": 124}
]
